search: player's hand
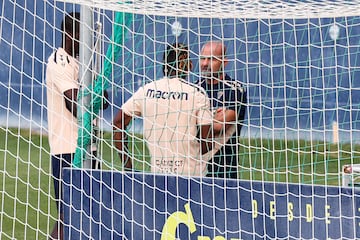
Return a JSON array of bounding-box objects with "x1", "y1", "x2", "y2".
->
[{"x1": 214, "y1": 107, "x2": 226, "y2": 122}]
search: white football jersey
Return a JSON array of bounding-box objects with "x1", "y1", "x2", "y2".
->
[
  {"x1": 122, "y1": 76, "x2": 213, "y2": 176},
  {"x1": 46, "y1": 48, "x2": 79, "y2": 155}
]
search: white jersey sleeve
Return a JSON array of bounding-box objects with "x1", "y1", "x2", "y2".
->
[{"x1": 121, "y1": 86, "x2": 145, "y2": 117}]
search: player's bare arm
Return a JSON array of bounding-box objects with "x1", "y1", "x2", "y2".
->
[
  {"x1": 64, "y1": 88, "x2": 78, "y2": 118},
  {"x1": 212, "y1": 107, "x2": 237, "y2": 134},
  {"x1": 199, "y1": 124, "x2": 213, "y2": 154},
  {"x1": 113, "y1": 109, "x2": 133, "y2": 169},
  {"x1": 199, "y1": 108, "x2": 236, "y2": 154},
  {"x1": 64, "y1": 88, "x2": 109, "y2": 118}
]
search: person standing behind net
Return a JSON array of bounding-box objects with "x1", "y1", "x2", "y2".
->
[
  {"x1": 113, "y1": 43, "x2": 221, "y2": 176},
  {"x1": 46, "y1": 12, "x2": 108, "y2": 239},
  {"x1": 198, "y1": 41, "x2": 247, "y2": 179}
]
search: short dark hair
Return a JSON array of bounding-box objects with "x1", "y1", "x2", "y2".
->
[
  {"x1": 163, "y1": 43, "x2": 192, "y2": 78},
  {"x1": 61, "y1": 12, "x2": 80, "y2": 37}
]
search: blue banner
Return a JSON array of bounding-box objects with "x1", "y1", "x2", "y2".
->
[{"x1": 63, "y1": 169, "x2": 360, "y2": 240}]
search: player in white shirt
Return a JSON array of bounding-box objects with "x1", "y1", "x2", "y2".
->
[
  {"x1": 113, "y1": 43, "x2": 224, "y2": 176},
  {"x1": 47, "y1": 47, "x2": 79, "y2": 156},
  {"x1": 46, "y1": 12, "x2": 81, "y2": 240},
  {"x1": 46, "y1": 12, "x2": 108, "y2": 240}
]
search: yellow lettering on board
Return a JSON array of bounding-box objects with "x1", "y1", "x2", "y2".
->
[
  {"x1": 197, "y1": 237, "x2": 210, "y2": 240},
  {"x1": 161, "y1": 203, "x2": 196, "y2": 240},
  {"x1": 213, "y1": 236, "x2": 226, "y2": 240},
  {"x1": 306, "y1": 204, "x2": 313, "y2": 222},
  {"x1": 325, "y1": 205, "x2": 331, "y2": 224},
  {"x1": 252, "y1": 200, "x2": 258, "y2": 218},
  {"x1": 288, "y1": 202, "x2": 294, "y2": 221},
  {"x1": 198, "y1": 236, "x2": 227, "y2": 240},
  {"x1": 270, "y1": 201, "x2": 276, "y2": 220}
]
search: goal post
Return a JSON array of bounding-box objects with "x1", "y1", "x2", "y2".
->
[
  {"x1": 1, "y1": 0, "x2": 360, "y2": 239},
  {"x1": 73, "y1": 10, "x2": 133, "y2": 168}
]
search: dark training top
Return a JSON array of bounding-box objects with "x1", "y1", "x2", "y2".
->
[{"x1": 198, "y1": 74, "x2": 247, "y2": 178}]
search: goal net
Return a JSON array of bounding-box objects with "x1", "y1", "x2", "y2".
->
[{"x1": 1, "y1": 0, "x2": 360, "y2": 239}]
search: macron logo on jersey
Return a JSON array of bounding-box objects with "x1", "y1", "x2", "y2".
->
[{"x1": 146, "y1": 89, "x2": 189, "y2": 101}]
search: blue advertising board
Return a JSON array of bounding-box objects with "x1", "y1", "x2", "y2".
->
[{"x1": 63, "y1": 169, "x2": 360, "y2": 240}]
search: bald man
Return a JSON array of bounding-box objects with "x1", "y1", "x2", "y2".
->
[{"x1": 198, "y1": 41, "x2": 247, "y2": 179}]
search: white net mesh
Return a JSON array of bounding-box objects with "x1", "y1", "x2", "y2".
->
[
  {"x1": 1, "y1": 0, "x2": 360, "y2": 239},
  {"x1": 61, "y1": 0, "x2": 360, "y2": 18}
]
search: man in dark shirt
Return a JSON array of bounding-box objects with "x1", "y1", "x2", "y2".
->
[{"x1": 198, "y1": 41, "x2": 247, "y2": 179}]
